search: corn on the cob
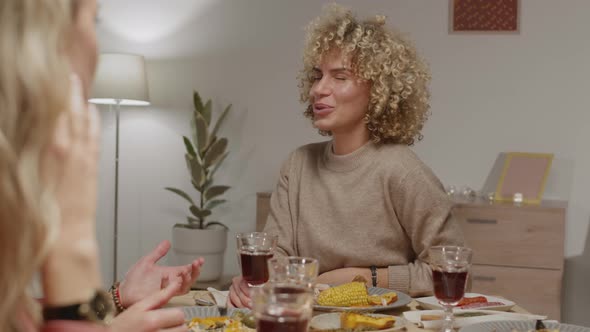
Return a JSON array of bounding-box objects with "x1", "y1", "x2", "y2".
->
[{"x1": 317, "y1": 281, "x2": 369, "y2": 307}]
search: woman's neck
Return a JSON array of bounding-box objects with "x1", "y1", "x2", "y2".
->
[{"x1": 332, "y1": 126, "x2": 370, "y2": 155}]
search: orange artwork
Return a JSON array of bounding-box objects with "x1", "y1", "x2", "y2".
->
[{"x1": 452, "y1": 0, "x2": 519, "y2": 32}]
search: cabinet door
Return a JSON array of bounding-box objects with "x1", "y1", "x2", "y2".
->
[
  {"x1": 454, "y1": 207, "x2": 564, "y2": 269},
  {"x1": 471, "y1": 264, "x2": 562, "y2": 320}
]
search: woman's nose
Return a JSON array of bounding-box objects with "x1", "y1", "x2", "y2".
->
[{"x1": 311, "y1": 76, "x2": 331, "y2": 98}]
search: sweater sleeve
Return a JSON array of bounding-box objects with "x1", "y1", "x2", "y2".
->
[
  {"x1": 388, "y1": 165, "x2": 465, "y2": 297},
  {"x1": 262, "y1": 152, "x2": 297, "y2": 257}
]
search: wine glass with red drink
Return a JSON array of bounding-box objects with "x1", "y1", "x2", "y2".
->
[
  {"x1": 428, "y1": 246, "x2": 473, "y2": 332},
  {"x1": 251, "y1": 283, "x2": 314, "y2": 332},
  {"x1": 236, "y1": 232, "x2": 278, "y2": 287}
]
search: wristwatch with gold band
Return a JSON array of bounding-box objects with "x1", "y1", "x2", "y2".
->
[{"x1": 43, "y1": 289, "x2": 115, "y2": 324}]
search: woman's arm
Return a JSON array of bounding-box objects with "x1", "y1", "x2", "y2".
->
[{"x1": 388, "y1": 165, "x2": 465, "y2": 296}]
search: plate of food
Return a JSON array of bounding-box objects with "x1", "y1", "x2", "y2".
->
[
  {"x1": 415, "y1": 293, "x2": 515, "y2": 311},
  {"x1": 185, "y1": 309, "x2": 256, "y2": 332},
  {"x1": 310, "y1": 312, "x2": 405, "y2": 331},
  {"x1": 313, "y1": 281, "x2": 412, "y2": 312},
  {"x1": 458, "y1": 320, "x2": 590, "y2": 332},
  {"x1": 404, "y1": 309, "x2": 547, "y2": 330}
]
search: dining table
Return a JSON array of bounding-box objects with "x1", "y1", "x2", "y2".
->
[{"x1": 167, "y1": 290, "x2": 532, "y2": 331}]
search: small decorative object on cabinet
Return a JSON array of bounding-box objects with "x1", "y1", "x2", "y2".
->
[{"x1": 452, "y1": 198, "x2": 565, "y2": 319}]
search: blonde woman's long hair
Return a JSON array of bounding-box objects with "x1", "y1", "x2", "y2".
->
[{"x1": 0, "y1": 0, "x2": 76, "y2": 330}]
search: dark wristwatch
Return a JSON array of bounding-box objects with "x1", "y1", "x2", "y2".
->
[
  {"x1": 370, "y1": 265, "x2": 377, "y2": 287},
  {"x1": 43, "y1": 290, "x2": 115, "y2": 324}
]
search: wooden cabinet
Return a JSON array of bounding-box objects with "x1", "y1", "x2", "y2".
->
[
  {"x1": 453, "y1": 198, "x2": 566, "y2": 320},
  {"x1": 255, "y1": 193, "x2": 566, "y2": 319}
]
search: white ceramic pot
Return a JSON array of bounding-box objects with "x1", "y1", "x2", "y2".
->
[{"x1": 171, "y1": 226, "x2": 228, "y2": 282}]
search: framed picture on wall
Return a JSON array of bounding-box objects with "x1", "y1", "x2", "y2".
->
[
  {"x1": 494, "y1": 152, "x2": 553, "y2": 204},
  {"x1": 450, "y1": 0, "x2": 520, "y2": 33}
]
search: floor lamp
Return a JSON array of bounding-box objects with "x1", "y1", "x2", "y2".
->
[{"x1": 89, "y1": 53, "x2": 150, "y2": 282}]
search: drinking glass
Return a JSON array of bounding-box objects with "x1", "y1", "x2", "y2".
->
[
  {"x1": 429, "y1": 246, "x2": 473, "y2": 332},
  {"x1": 236, "y1": 232, "x2": 278, "y2": 287},
  {"x1": 251, "y1": 283, "x2": 314, "y2": 332},
  {"x1": 267, "y1": 256, "x2": 319, "y2": 289}
]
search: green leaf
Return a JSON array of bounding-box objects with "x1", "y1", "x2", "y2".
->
[
  {"x1": 202, "y1": 99, "x2": 212, "y2": 126},
  {"x1": 186, "y1": 154, "x2": 206, "y2": 187},
  {"x1": 190, "y1": 205, "x2": 212, "y2": 219},
  {"x1": 194, "y1": 111, "x2": 209, "y2": 155},
  {"x1": 207, "y1": 152, "x2": 228, "y2": 181},
  {"x1": 211, "y1": 104, "x2": 231, "y2": 140},
  {"x1": 204, "y1": 221, "x2": 229, "y2": 230},
  {"x1": 203, "y1": 138, "x2": 228, "y2": 169},
  {"x1": 205, "y1": 199, "x2": 226, "y2": 210},
  {"x1": 204, "y1": 185, "x2": 230, "y2": 201},
  {"x1": 183, "y1": 136, "x2": 196, "y2": 157},
  {"x1": 193, "y1": 91, "x2": 204, "y2": 112},
  {"x1": 165, "y1": 187, "x2": 195, "y2": 205}
]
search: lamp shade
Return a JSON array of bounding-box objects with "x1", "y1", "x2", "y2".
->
[{"x1": 89, "y1": 53, "x2": 150, "y2": 106}]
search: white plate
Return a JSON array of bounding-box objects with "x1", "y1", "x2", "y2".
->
[
  {"x1": 310, "y1": 313, "x2": 405, "y2": 331},
  {"x1": 314, "y1": 287, "x2": 412, "y2": 312},
  {"x1": 403, "y1": 309, "x2": 546, "y2": 329},
  {"x1": 415, "y1": 293, "x2": 515, "y2": 311},
  {"x1": 459, "y1": 320, "x2": 590, "y2": 332}
]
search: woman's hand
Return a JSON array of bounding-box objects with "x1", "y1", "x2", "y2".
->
[
  {"x1": 41, "y1": 74, "x2": 102, "y2": 305},
  {"x1": 228, "y1": 276, "x2": 252, "y2": 308},
  {"x1": 119, "y1": 240, "x2": 204, "y2": 308},
  {"x1": 111, "y1": 281, "x2": 188, "y2": 332}
]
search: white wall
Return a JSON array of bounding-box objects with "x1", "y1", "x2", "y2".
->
[{"x1": 96, "y1": 0, "x2": 590, "y2": 324}]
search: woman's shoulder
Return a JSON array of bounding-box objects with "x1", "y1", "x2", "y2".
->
[
  {"x1": 287, "y1": 141, "x2": 329, "y2": 162},
  {"x1": 376, "y1": 143, "x2": 426, "y2": 170}
]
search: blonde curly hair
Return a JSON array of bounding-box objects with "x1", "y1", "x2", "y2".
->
[{"x1": 299, "y1": 4, "x2": 431, "y2": 145}]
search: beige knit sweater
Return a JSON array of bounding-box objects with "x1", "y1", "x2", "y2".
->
[{"x1": 263, "y1": 140, "x2": 464, "y2": 296}]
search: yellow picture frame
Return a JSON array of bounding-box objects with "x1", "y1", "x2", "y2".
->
[{"x1": 494, "y1": 152, "x2": 553, "y2": 204}]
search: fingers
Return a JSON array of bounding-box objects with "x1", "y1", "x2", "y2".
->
[
  {"x1": 228, "y1": 277, "x2": 252, "y2": 308},
  {"x1": 186, "y1": 258, "x2": 204, "y2": 288},
  {"x1": 228, "y1": 283, "x2": 245, "y2": 308},
  {"x1": 145, "y1": 240, "x2": 172, "y2": 264},
  {"x1": 137, "y1": 281, "x2": 181, "y2": 311}
]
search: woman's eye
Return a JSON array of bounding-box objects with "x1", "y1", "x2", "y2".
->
[{"x1": 335, "y1": 76, "x2": 347, "y2": 81}]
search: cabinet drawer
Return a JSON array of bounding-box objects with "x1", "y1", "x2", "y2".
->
[
  {"x1": 454, "y1": 207, "x2": 564, "y2": 269},
  {"x1": 470, "y1": 265, "x2": 562, "y2": 320}
]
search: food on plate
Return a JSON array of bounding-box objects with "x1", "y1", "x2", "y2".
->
[
  {"x1": 316, "y1": 275, "x2": 398, "y2": 307},
  {"x1": 454, "y1": 296, "x2": 505, "y2": 309},
  {"x1": 340, "y1": 312, "x2": 395, "y2": 330},
  {"x1": 317, "y1": 281, "x2": 369, "y2": 307},
  {"x1": 420, "y1": 311, "x2": 491, "y2": 321},
  {"x1": 457, "y1": 296, "x2": 487, "y2": 307},
  {"x1": 368, "y1": 292, "x2": 398, "y2": 306},
  {"x1": 187, "y1": 311, "x2": 255, "y2": 332}
]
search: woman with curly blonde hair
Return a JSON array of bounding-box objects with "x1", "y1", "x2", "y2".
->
[{"x1": 229, "y1": 4, "x2": 463, "y2": 307}]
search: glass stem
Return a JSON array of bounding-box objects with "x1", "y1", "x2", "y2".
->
[{"x1": 442, "y1": 304, "x2": 454, "y2": 332}]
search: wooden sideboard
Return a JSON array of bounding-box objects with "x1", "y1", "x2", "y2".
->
[
  {"x1": 453, "y1": 198, "x2": 565, "y2": 320},
  {"x1": 255, "y1": 192, "x2": 566, "y2": 319}
]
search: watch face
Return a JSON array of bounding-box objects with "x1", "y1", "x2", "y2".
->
[{"x1": 90, "y1": 290, "x2": 115, "y2": 321}]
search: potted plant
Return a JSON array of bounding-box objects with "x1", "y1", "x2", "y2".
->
[{"x1": 165, "y1": 90, "x2": 232, "y2": 281}]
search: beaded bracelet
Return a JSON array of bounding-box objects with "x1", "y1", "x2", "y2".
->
[{"x1": 108, "y1": 282, "x2": 126, "y2": 314}]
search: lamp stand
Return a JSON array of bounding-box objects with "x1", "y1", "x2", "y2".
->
[{"x1": 112, "y1": 101, "x2": 122, "y2": 282}]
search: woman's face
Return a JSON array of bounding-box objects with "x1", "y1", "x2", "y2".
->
[
  {"x1": 66, "y1": 0, "x2": 99, "y2": 100},
  {"x1": 309, "y1": 51, "x2": 371, "y2": 136}
]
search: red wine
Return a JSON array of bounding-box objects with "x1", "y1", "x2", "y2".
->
[
  {"x1": 273, "y1": 285, "x2": 307, "y2": 294},
  {"x1": 432, "y1": 270, "x2": 468, "y2": 304},
  {"x1": 256, "y1": 316, "x2": 309, "y2": 332},
  {"x1": 240, "y1": 251, "x2": 273, "y2": 285}
]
